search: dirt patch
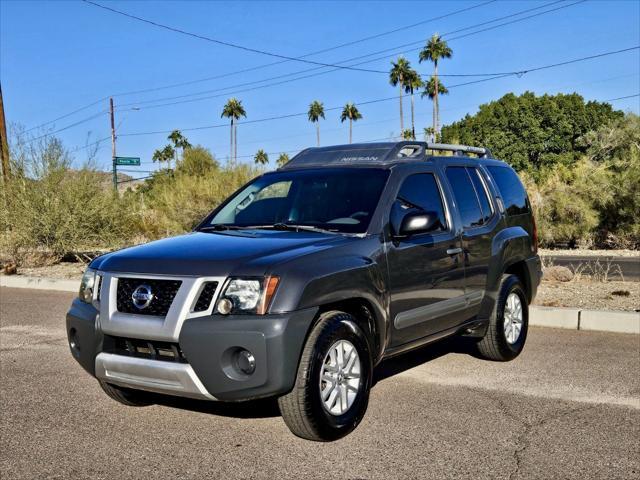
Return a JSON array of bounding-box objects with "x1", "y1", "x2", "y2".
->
[
  {"x1": 9, "y1": 262, "x2": 86, "y2": 280},
  {"x1": 534, "y1": 280, "x2": 640, "y2": 311},
  {"x1": 539, "y1": 248, "x2": 639, "y2": 258}
]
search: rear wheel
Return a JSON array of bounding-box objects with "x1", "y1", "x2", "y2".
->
[
  {"x1": 278, "y1": 311, "x2": 372, "y2": 441},
  {"x1": 476, "y1": 274, "x2": 528, "y2": 361},
  {"x1": 98, "y1": 380, "x2": 153, "y2": 407}
]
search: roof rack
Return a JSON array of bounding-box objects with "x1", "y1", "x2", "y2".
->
[{"x1": 423, "y1": 142, "x2": 492, "y2": 158}]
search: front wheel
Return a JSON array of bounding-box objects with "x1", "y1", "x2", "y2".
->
[
  {"x1": 98, "y1": 380, "x2": 154, "y2": 407},
  {"x1": 476, "y1": 274, "x2": 528, "y2": 361},
  {"x1": 278, "y1": 311, "x2": 373, "y2": 441}
]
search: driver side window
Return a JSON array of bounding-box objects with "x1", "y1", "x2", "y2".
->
[{"x1": 396, "y1": 174, "x2": 447, "y2": 231}]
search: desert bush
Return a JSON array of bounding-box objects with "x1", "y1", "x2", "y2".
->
[
  {"x1": 0, "y1": 135, "x2": 135, "y2": 265},
  {"x1": 134, "y1": 157, "x2": 260, "y2": 239}
]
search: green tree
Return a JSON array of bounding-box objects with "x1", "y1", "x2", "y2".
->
[
  {"x1": 340, "y1": 103, "x2": 363, "y2": 144},
  {"x1": 254, "y1": 149, "x2": 269, "y2": 165},
  {"x1": 221, "y1": 98, "x2": 247, "y2": 163},
  {"x1": 440, "y1": 92, "x2": 623, "y2": 175},
  {"x1": 307, "y1": 100, "x2": 325, "y2": 147},
  {"x1": 419, "y1": 33, "x2": 452, "y2": 136},
  {"x1": 167, "y1": 130, "x2": 192, "y2": 169},
  {"x1": 276, "y1": 153, "x2": 290, "y2": 167},
  {"x1": 152, "y1": 145, "x2": 175, "y2": 168},
  {"x1": 389, "y1": 57, "x2": 412, "y2": 135},
  {"x1": 175, "y1": 145, "x2": 218, "y2": 177}
]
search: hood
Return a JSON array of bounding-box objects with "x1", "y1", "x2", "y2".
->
[{"x1": 92, "y1": 230, "x2": 349, "y2": 277}]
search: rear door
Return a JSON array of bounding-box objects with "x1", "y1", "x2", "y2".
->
[
  {"x1": 387, "y1": 169, "x2": 467, "y2": 347},
  {"x1": 443, "y1": 165, "x2": 498, "y2": 316}
]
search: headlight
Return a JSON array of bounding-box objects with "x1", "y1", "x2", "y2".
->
[
  {"x1": 79, "y1": 268, "x2": 97, "y2": 303},
  {"x1": 217, "y1": 276, "x2": 280, "y2": 315}
]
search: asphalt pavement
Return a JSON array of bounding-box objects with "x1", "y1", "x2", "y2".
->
[{"x1": 1, "y1": 287, "x2": 638, "y2": 479}]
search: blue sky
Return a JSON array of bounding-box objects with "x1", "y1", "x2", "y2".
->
[{"x1": 1, "y1": 0, "x2": 639, "y2": 176}]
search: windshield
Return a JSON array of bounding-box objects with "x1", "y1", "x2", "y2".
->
[{"x1": 203, "y1": 168, "x2": 389, "y2": 234}]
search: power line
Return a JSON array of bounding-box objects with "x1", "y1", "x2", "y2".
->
[
  {"x1": 25, "y1": 0, "x2": 559, "y2": 130},
  {"x1": 117, "y1": 46, "x2": 639, "y2": 137},
  {"x1": 108, "y1": 0, "x2": 499, "y2": 98},
  {"x1": 25, "y1": 111, "x2": 107, "y2": 144},
  {"x1": 604, "y1": 93, "x2": 640, "y2": 102},
  {"x1": 116, "y1": 0, "x2": 582, "y2": 111}
]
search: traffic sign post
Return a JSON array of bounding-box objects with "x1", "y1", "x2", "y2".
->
[{"x1": 115, "y1": 157, "x2": 141, "y2": 166}]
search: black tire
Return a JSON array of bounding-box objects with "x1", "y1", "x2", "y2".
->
[
  {"x1": 476, "y1": 274, "x2": 528, "y2": 361},
  {"x1": 98, "y1": 380, "x2": 154, "y2": 407},
  {"x1": 278, "y1": 310, "x2": 373, "y2": 441}
]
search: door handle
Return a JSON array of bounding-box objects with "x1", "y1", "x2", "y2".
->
[{"x1": 446, "y1": 247, "x2": 463, "y2": 256}]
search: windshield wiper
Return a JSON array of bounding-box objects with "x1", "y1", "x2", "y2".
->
[
  {"x1": 250, "y1": 223, "x2": 339, "y2": 234},
  {"x1": 199, "y1": 224, "x2": 252, "y2": 231}
]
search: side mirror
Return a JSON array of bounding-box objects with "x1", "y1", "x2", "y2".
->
[{"x1": 391, "y1": 203, "x2": 441, "y2": 238}]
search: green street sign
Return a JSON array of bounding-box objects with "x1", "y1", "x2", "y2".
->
[{"x1": 115, "y1": 156, "x2": 140, "y2": 166}]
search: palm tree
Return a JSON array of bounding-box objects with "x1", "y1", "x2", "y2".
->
[
  {"x1": 221, "y1": 98, "x2": 246, "y2": 163},
  {"x1": 404, "y1": 69, "x2": 422, "y2": 140},
  {"x1": 307, "y1": 100, "x2": 325, "y2": 147},
  {"x1": 402, "y1": 129, "x2": 414, "y2": 140},
  {"x1": 254, "y1": 149, "x2": 269, "y2": 165},
  {"x1": 276, "y1": 153, "x2": 290, "y2": 167},
  {"x1": 340, "y1": 103, "x2": 363, "y2": 144},
  {"x1": 421, "y1": 77, "x2": 449, "y2": 141},
  {"x1": 167, "y1": 130, "x2": 191, "y2": 169},
  {"x1": 152, "y1": 145, "x2": 175, "y2": 169},
  {"x1": 419, "y1": 33, "x2": 452, "y2": 136},
  {"x1": 389, "y1": 57, "x2": 412, "y2": 136}
]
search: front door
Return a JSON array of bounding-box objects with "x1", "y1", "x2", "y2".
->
[{"x1": 387, "y1": 171, "x2": 467, "y2": 347}]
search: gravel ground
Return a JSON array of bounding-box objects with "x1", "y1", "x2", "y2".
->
[
  {"x1": 539, "y1": 248, "x2": 639, "y2": 258},
  {"x1": 534, "y1": 280, "x2": 640, "y2": 311},
  {"x1": 11, "y1": 262, "x2": 85, "y2": 279}
]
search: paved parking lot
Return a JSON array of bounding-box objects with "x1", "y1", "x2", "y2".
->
[{"x1": 1, "y1": 286, "x2": 638, "y2": 479}]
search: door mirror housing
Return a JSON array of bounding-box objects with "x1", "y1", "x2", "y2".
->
[{"x1": 391, "y1": 203, "x2": 442, "y2": 238}]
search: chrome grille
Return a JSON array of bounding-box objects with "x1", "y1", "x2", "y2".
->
[{"x1": 116, "y1": 278, "x2": 182, "y2": 316}]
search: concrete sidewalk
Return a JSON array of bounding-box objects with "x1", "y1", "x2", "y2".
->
[{"x1": 1, "y1": 274, "x2": 638, "y2": 334}]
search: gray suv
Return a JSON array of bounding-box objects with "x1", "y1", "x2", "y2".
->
[{"x1": 66, "y1": 141, "x2": 542, "y2": 441}]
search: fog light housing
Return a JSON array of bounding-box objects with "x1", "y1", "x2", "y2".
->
[
  {"x1": 217, "y1": 298, "x2": 233, "y2": 315},
  {"x1": 236, "y1": 349, "x2": 256, "y2": 375}
]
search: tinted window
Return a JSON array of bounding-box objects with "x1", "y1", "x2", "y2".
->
[
  {"x1": 445, "y1": 167, "x2": 484, "y2": 228},
  {"x1": 468, "y1": 168, "x2": 493, "y2": 224},
  {"x1": 207, "y1": 168, "x2": 389, "y2": 233},
  {"x1": 487, "y1": 166, "x2": 530, "y2": 216},
  {"x1": 396, "y1": 174, "x2": 447, "y2": 230}
]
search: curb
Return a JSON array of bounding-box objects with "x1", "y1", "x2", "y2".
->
[
  {"x1": 1, "y1": 275, "x2": 638, "y2": 334},
  {"x1": 0, "y1": 275, "x2": 79, "y2": 293},
  {"x1": 530, "y1": 306, "x2": 639, "y2": 335}
]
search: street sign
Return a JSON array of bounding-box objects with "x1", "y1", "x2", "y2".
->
[{"x1": 115, "y1": 156, "x2": 140, "y2": 166}]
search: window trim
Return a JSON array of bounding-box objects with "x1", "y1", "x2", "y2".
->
[{"x1": 468, "y1": 167, "x2": 496, "y2": 224}]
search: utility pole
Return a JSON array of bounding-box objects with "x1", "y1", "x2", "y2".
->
[
  {"x1": 109, "y1": 97, "x2": 117, "y2": 193},
  {"x1": 0, "y1": 83, "x2": 10, "y2": 184}
]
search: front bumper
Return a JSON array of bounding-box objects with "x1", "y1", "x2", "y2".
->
[{"x1": 66, "y1": 299, "x2": 318, "y2": 401}]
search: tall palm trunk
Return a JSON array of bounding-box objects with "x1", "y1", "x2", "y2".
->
[
  {"x1": 234, "y1": 121, "x2": 238, "y2": 163},
  {"x1": 316, "y1": 123, "x2": 320, "y2": 147},
  {"x1": 434, "y1": 62, "x2": 440, "y2": 137},
  {"x1": 230, "y1": 118, "x2": 234, "y2": 163},
  {"x1": 410, "y1": 88, "x2": 416, "y2": 140},
  {"x1": 399, "y1": 82, "x2": 404, "y2": 136},
  {"x1": 349, "y1": 118, "x2": 353, "y2": 144}
]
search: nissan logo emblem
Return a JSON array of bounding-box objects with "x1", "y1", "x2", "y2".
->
[{"x1": 131, "y1": 284, "x2": 154, "y2": 310}]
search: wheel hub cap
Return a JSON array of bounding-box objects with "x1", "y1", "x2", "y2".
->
[
  {"x1": 319, "y1": 339, "x2": 361, "y2": 416},
  {"x1": 504, "y1": 292, "x2": 523, "y2": 344}
]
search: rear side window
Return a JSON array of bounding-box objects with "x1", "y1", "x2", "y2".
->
[
  {"x1": 468, "y1": 168, "x2": 493, "y2": 224},
  {"x1": 486, "y1": 166, "x2": 530, "y2": 216},
  {"x1": 445, "y1": 167, "x2": 486, "y2": 229},
  {"x1": 396, "y1": 173, "x2": 447, "y2": 230}
]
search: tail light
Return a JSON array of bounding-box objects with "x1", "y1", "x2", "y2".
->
[{"x1": 531, "y1": 214, "x2": 538, "y2": 253}]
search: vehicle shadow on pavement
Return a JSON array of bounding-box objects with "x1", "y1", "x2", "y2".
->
[
  {"x1": 373, "y1": 337, "x2": 476, "y2": 386},
  {"x1": 151, "y1": 394, "x2": 281, "y2": 419}
]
